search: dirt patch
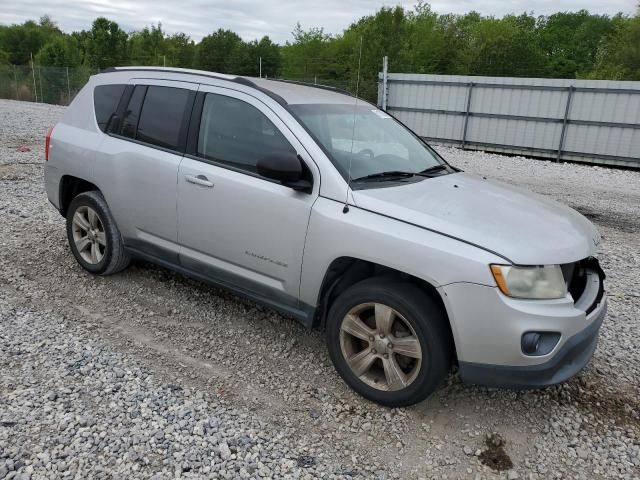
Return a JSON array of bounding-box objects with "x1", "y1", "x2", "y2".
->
[
  {"x1": 478, "y1": 432, "x2": 514, "y2": 471},
  {"x1": 563, "y1": 375, "x2": 640, "y2": 430}
]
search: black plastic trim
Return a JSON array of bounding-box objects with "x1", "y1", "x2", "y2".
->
[
  {"x1": 459, "y1": 299, "x2": 606, "y2": 388},
  {"x1": 125, "y1": 244, "x2": 316, "y2": 327},
  {"x1": 177, "y1": 90, "x2": 197, "y2": 153},
  {"x1": 125, "y1": 238, "x2": 179, "y2": 264},
  {"x1": 186, "y1": 91, "x2": 205, "y2": 156}
]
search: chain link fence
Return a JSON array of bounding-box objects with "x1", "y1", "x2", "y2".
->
[
  {"x1": 0, "y1": 65, "x2": 362, "y2": 106},
  {"x1": 0, "y1": 65, "x2": 98, "y2": 106}
]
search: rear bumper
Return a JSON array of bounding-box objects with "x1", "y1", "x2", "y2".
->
[
  {"x1": 44, "y1": 162, "x2": 61, "y2": 211},
  {"x1": 458, "y1": 296, "x2": 606, "y2": 388}
]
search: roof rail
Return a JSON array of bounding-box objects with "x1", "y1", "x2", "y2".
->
[
  {"x1": 98, "y1": 66, "x2": 288, "y2": 106},
  {"x1": 267, "y1": 78, "x2": 353, "y2": 97}
]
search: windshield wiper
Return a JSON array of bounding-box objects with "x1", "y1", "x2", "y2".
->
[
  {"x1": 352, "y1": 171, "x2": 416, "y2": 182},
  {"x1": 417, "y1": 164, "x2": 449, "y2": 176}
]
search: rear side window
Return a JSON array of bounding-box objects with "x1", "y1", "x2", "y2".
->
[
  {"x1": 94, "y1": 84, "x2": 125, "y2": 132},
  {"x1": 197, "y1": 93, "x2": 295, "y2": 174},
  {"x1": 136, "y1": 86, "x2": 191, "y2": 151}
]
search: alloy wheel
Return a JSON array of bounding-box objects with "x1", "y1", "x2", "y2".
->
[
  {"x1": 339, "y1": 302, "x2": 423, "y2": 391},
  {"x1": 72, "y1": 206, "x2": 106, "y2": 264}
]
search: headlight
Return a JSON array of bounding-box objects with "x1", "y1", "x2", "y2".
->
[{"x1": 490, "y1": 264, "x2": 567, "y2": 299}]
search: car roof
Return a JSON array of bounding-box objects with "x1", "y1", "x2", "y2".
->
[{"x1": 101, "y1": 66, "x2": 357, "y2": 106}]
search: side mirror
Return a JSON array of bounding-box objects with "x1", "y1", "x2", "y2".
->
[{"x1": 257, "y1": 152, "x2": 312, "y2": 192}]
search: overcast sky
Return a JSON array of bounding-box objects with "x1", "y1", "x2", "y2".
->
[{"x1": 2, "y1": 0, "x2": 637, "y2": 43}]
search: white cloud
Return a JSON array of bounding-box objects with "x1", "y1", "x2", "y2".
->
[{"x1": 1, "y1": 0, "x2": 636, "y2": 43}]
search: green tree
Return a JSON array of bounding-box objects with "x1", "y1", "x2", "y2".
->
[
  {"x1": 86, "y1": 17, "x2": 128, "y2": 69},
  {"x1": 252, "y1": 36, "x2": 281, "y2": 77},
  {"x1": 128, "y1": 23, "x2": 166, "y2": 65},
  {"x1": 35, "y1": 36, "x2": 87, "y2": 104},
  {"x1": 165, "y1": 33, "x2": 195, "y2": 67},
  {"x1": 456, "y1": 14, "x2": 546, "y2": 77},
  {"x1": 0, "y1": 17, "x2": 61, "y2": 65},
  {"x1": 538, "y1": 11, "x2": 618, "y2": 78},
  {"x1": 280, "y1": 24, "x2": 334, "y2": 83},
  {"x1": 589, "y1": 14, "x2": 640, "y2": 79},
  {"x1": 400, "y1": 2, "x2": 450, "y2": 73},
  {"x1": 196, "y1": 29, "x2": 243, "y2": 73},
  {"x1": 36, "y1": 36, "x2": 80, "y2": 67}
]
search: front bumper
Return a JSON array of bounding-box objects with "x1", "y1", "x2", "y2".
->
[
  {"x1": 439, "y1": 275, "x2": 606, "y2": 388},
  {"x1": 458, "y1": 297, "x2": 606, "y2": 388}
]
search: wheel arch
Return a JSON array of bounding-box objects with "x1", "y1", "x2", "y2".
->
[
  {"x1": 59, "y1": 175, "x2": 100, "y2": 217},
  {"x1": 313, "y1": 256, "x2": 458, "y2": 364}
]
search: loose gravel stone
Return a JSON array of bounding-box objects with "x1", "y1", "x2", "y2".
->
[{"x1": 0, "y1": 99, "x2": 639, "y2": 479}]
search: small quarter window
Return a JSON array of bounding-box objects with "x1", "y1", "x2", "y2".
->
[
  {"x1": 93, "y1": 84, "x2": 125, "y2": 132},
  {"x1": 197, "y1": 93, "x2": 295, "y2": 174}
]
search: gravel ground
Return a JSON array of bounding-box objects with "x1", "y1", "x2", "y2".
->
[{"x1": 0, "y1": 98, "x2": 639, "y2": 480}]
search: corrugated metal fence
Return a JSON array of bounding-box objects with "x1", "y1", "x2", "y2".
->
[{"x1": 378, "y1": 73, "x2": 640, "y2": 169}]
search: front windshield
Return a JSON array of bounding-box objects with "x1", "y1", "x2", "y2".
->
[{"x1": 289, "y1": 103, "x2": 446, "y2": 182}]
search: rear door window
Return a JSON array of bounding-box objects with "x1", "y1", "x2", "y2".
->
[
  {"x1": 136, "y1": 86, "x2": 191, "y2": 151},
  {"x1": 94, "y1": 84, "x2": 126, "y2": 132},
  {"x1": 119, "y1": 85, "x2": 191, "y2": 152}
]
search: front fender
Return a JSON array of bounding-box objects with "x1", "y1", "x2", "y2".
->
[{"x1": 299, "y1": 197, "x2": 502, "y2": 306}]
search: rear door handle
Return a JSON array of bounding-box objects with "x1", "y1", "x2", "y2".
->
[{"x1": 184, "y1": 174, "x2": 214, "y2": 188}]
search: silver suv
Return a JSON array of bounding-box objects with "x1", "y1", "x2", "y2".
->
[{"x1": 44, "y1": 67, "x2": 607, "y2": 407}]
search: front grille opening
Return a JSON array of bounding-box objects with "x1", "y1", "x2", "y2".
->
[
  {"x1": 562, "y1": 257, "x2": 605, "y2": 314},
  {"x1": 562, "y1": 262, "x2": 588, "y2": 300}
]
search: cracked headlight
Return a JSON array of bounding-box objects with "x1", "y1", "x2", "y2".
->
[{"x1": 490, "y1": 264, "x2": 567, "y2": 299}]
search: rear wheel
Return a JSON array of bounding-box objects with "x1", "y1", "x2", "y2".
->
[
  {"x1": 66, "y1": 191, "x2": 130, "y2": 275},
  {"x1": 326, "y1": 277, "x2": 450, "y2": 407}
]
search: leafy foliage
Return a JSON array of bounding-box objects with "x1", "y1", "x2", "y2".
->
[{"x1": 0, "y1": 5, "x2": 638, "y2": 102}]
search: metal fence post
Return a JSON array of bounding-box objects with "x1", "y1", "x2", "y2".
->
[
  {"x1": 557, "y1": 85, "x2": 575, "y2": 162},
  {"x1": 381, "y1": 55, "x2": 389, "y2": 111},
  {"x1": 13, "y1": 64, "x2": 19, "y2": 100},
  {"x1": 66, "y1": 67, "x2": 71, "y2": 104},
  {"x1": 30, "y1": 53, "x2": 37, "y2": 103},
  {"x1": 461, "y1": 82, "x2": 474, "y2": 149},
  {"x1": 38, "y1": 66, "x2": 43, "y2": 104}
]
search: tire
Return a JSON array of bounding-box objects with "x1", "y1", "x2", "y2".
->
[
  {"x1": 66, "y1": 190, "x2": 130, "y2": 275},
  {"x1": 326, "y1": 277, "x2": 450, "y2": 407}
]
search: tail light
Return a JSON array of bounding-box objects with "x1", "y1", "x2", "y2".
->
[{"x1": 45, "y1": 127, "x2": 53, "y2": 161}]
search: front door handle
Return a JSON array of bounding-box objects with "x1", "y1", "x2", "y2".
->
[{"x1": 184, "y1": 174, "x2": 214, "y2": 188}]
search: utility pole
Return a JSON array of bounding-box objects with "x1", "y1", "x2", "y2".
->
[
  {"x1": 30, "y1": 53, "x2": 38, "y2": 103},
  {"x1": 163, "y1": 55, "x2": 166, "y2": 67},
  {"x1": 259, "y1": 57, "x2": 262, "y2": 78}
]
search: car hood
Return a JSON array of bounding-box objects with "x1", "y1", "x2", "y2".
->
[{"x1": 352, "y1": 172, "x2": 599, "y2": 265}]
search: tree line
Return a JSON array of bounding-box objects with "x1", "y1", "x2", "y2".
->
[{"x1": 1, "y1": 2, "x2": 638, "y2": 103}]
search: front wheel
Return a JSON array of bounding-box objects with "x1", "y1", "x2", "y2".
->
[{"x1": 326, "y1": 277, "x2": 451, "y2": 407}]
